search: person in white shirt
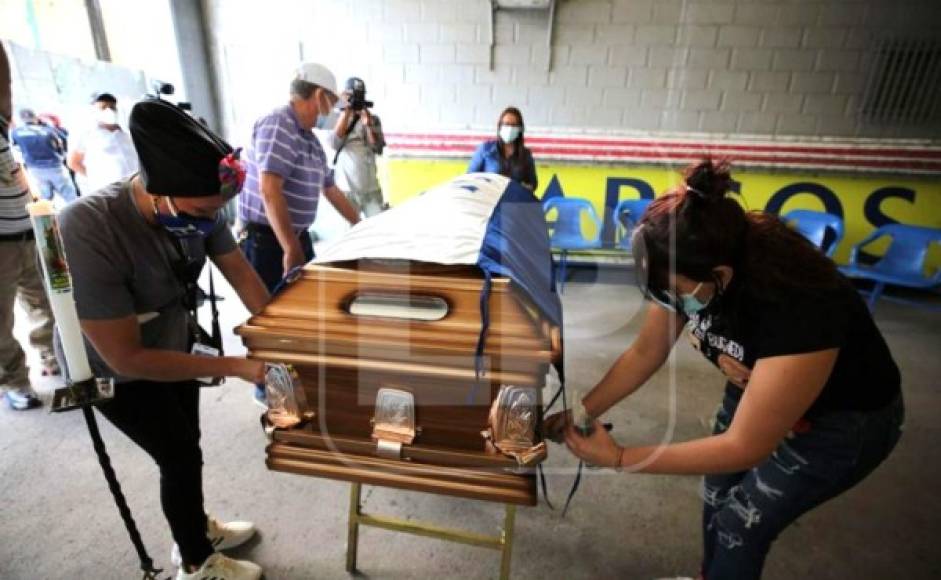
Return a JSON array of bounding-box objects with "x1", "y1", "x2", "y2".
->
[{"x1": 67, "y1": 92, "x2": 139, "y2": 194}]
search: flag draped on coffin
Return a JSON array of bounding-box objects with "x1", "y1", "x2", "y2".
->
[{"x1": 313, "y1": 173, "x2": 563, "y2": 380}]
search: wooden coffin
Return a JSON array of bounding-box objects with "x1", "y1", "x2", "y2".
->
[{"x1": 236, "y1": 260, "x2": 560, "y2": 506}]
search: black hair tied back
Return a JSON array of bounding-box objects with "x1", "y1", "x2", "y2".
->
[{"x1": 684, "y1": 158, "x2": 732, "y2": 204}]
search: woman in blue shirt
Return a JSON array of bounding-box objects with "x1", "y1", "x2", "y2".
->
[{"x1": 467, "y1": 106, "x2": 538, "y2": 191}]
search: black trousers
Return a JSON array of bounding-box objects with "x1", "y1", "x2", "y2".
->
[{"x1": 98, "y1": 380, "x2": 213, "y2": 567}]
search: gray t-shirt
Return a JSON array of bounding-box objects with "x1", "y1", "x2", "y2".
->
[{"x1": 58, "y1": 179, "x2": 236, "y2": 382}]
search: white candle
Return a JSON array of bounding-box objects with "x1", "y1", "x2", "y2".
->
[{"x1": 27, "y1": 200, "x2": 93, "y2": 383}]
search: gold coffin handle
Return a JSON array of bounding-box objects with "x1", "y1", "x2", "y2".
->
[{"x1": 548, "y1": 324, "x2": 562, "y2": 365}]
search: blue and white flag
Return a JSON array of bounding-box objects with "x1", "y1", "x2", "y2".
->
[{"x1": 314, "y1": 173, "x2": 562, "y2": 328}]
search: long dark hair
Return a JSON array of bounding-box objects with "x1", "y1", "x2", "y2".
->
[
  {"x1": 637, "y1": 158, "x2": 842, "y2": 303},
  {"x1": 496, "y1": 106, "x2": 531, "y2": 179}
]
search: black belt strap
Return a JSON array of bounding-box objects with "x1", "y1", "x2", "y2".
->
[
  {"x1": 208, "y1": 266, "x2": 221, "y2": 352},
  {"x1": 561, "y1": 460, "x2": 584, "y2": 517},
  {"x1": 244, "y1": 222, "x2": 307, "y2": 240},
  {"x1": 537, "y1": 463, "x2": 554, "y2": 510},
  {"x1": 332, "y1": 115, "x2": 360, "y2": 166}
]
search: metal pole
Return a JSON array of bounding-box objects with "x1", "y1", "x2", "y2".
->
[
  {"x1": 84, "y1": 0, "x2": 111, "y2": 62},
  {"x1": 545, "y1": 0, "x2": 557, "y2": 72},
  {"x1": 488, "y1": 0, "x2": 496, "y2": 71},
  {"x1": 499, "y1": 504, "x2": 517, "y2": 580},
  {"x1": 346, "y1": 482, "x2": 362, "y2": 573}
]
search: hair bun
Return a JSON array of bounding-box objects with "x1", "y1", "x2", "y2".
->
[{"x1": 684, "y1": 158, "x2": 732, "y2": 202}]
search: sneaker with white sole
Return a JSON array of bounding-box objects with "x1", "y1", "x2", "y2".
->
[
  {"x1": 174, "y1": 552, "x2": 261, "y2": 580},
  {"x1": 3, "y1": 387, "x2": 41, "y2": 410},
  {"x1": 171, "y1": 515, "x2": 257, "y2": 567}
]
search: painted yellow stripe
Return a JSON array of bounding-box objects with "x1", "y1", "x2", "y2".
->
[{"x1": 377, "y1": 157, "x2": 941, "y2": 270}]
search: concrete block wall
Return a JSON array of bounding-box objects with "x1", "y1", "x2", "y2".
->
[
  {"x1": 203, "y1": 0, "x2": 941, "y2": 142},
  {"x1": 4, "y1": 40, "x2": 148, "y2": 131}
]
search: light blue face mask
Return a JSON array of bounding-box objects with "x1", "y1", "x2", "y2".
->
[
  {"x1": 499, "y1": 125, "x2": 521, "y2": 143},
  {"x1": 680, "y1": 282, "x2": 710, "y2": 316},
  {"x1": 316, "y1": 111, "x2": 333, "y2": 130},
  {"x1": 315, "y1": 93, "x2": 335, "y2": 130}
]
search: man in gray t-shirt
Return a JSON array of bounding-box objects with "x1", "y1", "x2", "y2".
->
[
  {"x1": 60, "y1": 178, "x2": 236, "y2": 380},
  {"x1": 58, "y1": 98, "x2": 268, "y2": 580}
]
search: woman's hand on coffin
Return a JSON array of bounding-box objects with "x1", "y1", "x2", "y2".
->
[
  {"x1": 543, "y1": 410, "x2": 572, "y2": 444},
  {"x1": 232, "y1": 358, "x2": 266, "y2": 384},
  {"x1": 564, "y1": 420, "x2": 621, "y2": 468}
]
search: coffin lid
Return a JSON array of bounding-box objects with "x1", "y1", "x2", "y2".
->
[{"x1": 312, "y1": 173, "x2": 562, "y2": 328}]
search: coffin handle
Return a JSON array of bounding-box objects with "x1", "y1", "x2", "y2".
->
[{"x1": 549, "y1": 325, "x2": 562, "y2": 365}]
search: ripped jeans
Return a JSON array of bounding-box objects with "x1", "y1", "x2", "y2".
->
[{"x1": 701, "y1": 386, "x2": 904, "y2": 580}]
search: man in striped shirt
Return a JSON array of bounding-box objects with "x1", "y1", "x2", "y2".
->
[
  {"x1": 238, "y1": 62, "x2": 361, "y2": 292},
  {"x1": 0, "y1": 43, "x2": 58, "y2": 410}
]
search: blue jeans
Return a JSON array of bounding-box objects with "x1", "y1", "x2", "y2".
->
[
  {"x1": 239, "y1": 225, "x2": 313, "y2": 293},
  {"x1": 701, "y1": 387, "x2": 904, "y2": 580},
  {"x1": 28, "y1": 164, "x2": 77, "y2": 204}
]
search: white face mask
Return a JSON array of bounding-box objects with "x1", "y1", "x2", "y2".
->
[
  {"x1": 499, "y1": 125, "x2": 521, "y2": 143},
  {"x1": 96, "y1": 108, "x2": 118, "y2": 126}
]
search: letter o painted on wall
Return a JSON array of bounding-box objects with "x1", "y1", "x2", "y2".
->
[{"x1": 764, "y1": 182, "x2": 844, "y2": 218}]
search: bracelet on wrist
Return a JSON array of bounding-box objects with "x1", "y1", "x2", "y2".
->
[{"x1": 613, "y1": 446, "x2": 625, "y2": 472}]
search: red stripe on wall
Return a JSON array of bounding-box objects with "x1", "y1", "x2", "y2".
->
[
  {"x1": 388, "y1": 133, "x2": 941, "y2": 159},
  {"x1": 388, "y1": 141, "x2": 941, "y2": 172},
  {"x1": 384, "y1": 132, "x2": 941, "y2": 174}
]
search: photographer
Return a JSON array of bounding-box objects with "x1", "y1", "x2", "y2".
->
[{"x1": 328, "y1": 77, "x2": 386, "y2": 218}]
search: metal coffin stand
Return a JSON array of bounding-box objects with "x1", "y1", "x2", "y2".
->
[{"x1": 236, "y1": 261, "x2": 560, "y2": 579}]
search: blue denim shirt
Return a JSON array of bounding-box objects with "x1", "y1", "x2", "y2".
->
[
  {"x1": 11, "y1": 123, "x2": 64, "y2": 168},
  {"x1": 467, "y1": 139, "x2": 538, "y2": 191}
]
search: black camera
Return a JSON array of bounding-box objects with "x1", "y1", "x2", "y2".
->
[
  {"x1": 344, "y1": 77, "x2": 373, "y2": 111},
  {"x1": 150, "y1": 80, "x2": 175, "y2": 98}
]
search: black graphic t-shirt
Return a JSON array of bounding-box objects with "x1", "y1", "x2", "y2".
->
[{"x1": 686, "y1": 276, "x2": 900, "y2": 417}]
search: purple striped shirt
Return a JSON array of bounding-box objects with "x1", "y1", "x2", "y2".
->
[{"x1": 238, "y1": 105, "x2": 334, "y2": 230}]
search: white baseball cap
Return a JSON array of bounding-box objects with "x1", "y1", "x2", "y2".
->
[{"x1": 295, "y1": 62, "x2": 338, "y2": 98}]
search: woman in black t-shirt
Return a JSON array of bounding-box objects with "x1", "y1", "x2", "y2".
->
[{"x1": 547, "y1": 159, "x2": 904, "y2": 580}]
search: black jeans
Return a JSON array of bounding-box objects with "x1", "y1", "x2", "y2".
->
[
  {"x1": 239, "y1": 224, "x2": 314, "y2": 293},
  {"x1": 701, "y1": 387, "x2": 905, "y2": 580},
  {"x1": 98, "y1": 380, "x2": 213, "y2": 568}
]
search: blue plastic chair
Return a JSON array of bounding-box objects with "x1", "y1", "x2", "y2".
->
[
  {"x1": 614, "y1": 198, "x2": 652, "y2": 250},
  {"x1": 782, "y1": 209, "x2": 845, "y2": 257},
  {"x1": 840, "y1": 224, "x2": 941, "y2": 311},
  {"x1": 543, "y1": 197, "x2": 602, "y2": 293}
]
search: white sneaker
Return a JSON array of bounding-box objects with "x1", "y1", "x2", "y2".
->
[
  {"x1": 171, "y1": 515, "x2": 257, "y2": 566},
  {"x1": 3, "y1": 386, "x2": 41, "y2": 410},
  {"x1": 175, "y1": 553, "x2": 261, "y2": 580}
]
